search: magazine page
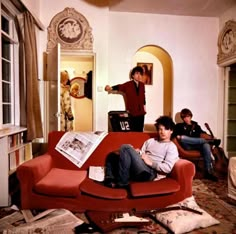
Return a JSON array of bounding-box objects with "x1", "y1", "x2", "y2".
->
[
  {"x1": 2, "y1": 209, "x2": 83, "y2": 234},
  {"x1": 55, "y1": 131, "x2": 107, "y2": 168},
  {"x1": 89, "y1": 166, "x2": 105, "y2": 182},
  {"x1": 21, "y1": 209, "x2": 56, "y2": 223}
]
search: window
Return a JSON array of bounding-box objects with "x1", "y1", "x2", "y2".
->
[{"x1": 1, "y1": 1, "x2": 19, "y2": 127}]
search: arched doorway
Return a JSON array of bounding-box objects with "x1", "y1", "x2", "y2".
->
[{"x1": 133, "y1": 45, "x2": 173, "y2": 121}]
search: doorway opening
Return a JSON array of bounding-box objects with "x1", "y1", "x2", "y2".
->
[{"x1": 133, "y1": 45, "x2": 173, "y2": 124}]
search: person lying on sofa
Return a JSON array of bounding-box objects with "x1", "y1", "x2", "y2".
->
[{"x1": 104, "y1": 115, "x2": 179, "y2": 188}]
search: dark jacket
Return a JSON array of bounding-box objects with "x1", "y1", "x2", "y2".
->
[{"x1": 173, "y1": 120, "x2": 206, "y2": 138}]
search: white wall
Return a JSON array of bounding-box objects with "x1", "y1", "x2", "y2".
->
[
  {"x1": 108, "y1": 12, "x2": 220, "y2": 134},
  {"x1": 22, "y1": 0, "x2": 228, "y2": 138},
  {"x1": 21, "y1": 0, "x2": 40, "y2": 16}
]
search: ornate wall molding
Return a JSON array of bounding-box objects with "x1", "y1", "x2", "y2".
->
[
  {"x1": 47, "y1": 7, "x2": 93, "y2": 52},
  {"x1": 217, "y1": 20, "x2": 236, "y2": 66}
]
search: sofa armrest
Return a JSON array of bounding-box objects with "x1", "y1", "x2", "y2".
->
[
  {"x1": 17, "y1": 153, "x2": 53, "y2": 183},
  {"x1": 170, "y1": 159, "x2": 195, "y2": 197},
  {"x1": 172, "y1": 138, "x2": 201, "y2": 158},
  {"x1": 17, "y1": 153, "x2": 53, "y2": 208}
]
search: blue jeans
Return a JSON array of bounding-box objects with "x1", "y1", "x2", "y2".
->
[
  {"x1": 117, "y1": 144, "x2": 156, "y2": 186},
  {"x1": 179, "y1": 135, "x2": 212, "y2": 171}
]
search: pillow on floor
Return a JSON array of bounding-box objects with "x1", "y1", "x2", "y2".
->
[{"x1": 155, "y1": 196, "x2": 220, "y2": 234}]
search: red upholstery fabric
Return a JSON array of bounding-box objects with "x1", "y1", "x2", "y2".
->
[
  {"x1": 172, "y1": 138, "x2": 202, "y2": 159},
  {"x1": 130, "y1": 178, "x2": 180, "y2": 197},
  {"x1": 80, "y1": 178, "x2": 127, "y2": 199},
  {"x1": 34, "y1": 168, "x2": 87, "y2": 197},
  {"x1": 46, "y1": 131, "x2": 151, "y2": 170},
  {"x1": 17, "y1": 131, "x2": 195, "y2": 212}
]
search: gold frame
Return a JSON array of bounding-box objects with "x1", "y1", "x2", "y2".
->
[{"x1": 137, "y1": 62, "x2": 153, "y2": 85}]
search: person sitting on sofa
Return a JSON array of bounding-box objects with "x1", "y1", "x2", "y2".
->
[
  {"x1": 172, "y1": 108, "x2": 220, "y2": 182},
  {"x1": 104, "y1": 115, "x2": 179, "y2": 188}
]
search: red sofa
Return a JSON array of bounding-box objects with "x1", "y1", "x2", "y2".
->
[{"x1": 17, "y1": 131, "x2": 195, "y2": 212}]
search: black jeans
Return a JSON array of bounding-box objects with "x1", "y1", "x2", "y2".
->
[{"x1": 130, "y1": 115, "x2": 145, "y2": 132}]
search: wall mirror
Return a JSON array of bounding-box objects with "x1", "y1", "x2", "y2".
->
[{"x1": 70, "y1": 77, "x2": 86, "y2": 98}]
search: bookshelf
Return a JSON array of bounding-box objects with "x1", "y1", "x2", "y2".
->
[{"x1": 0, "y1": 126, "x2": 32, "y2": 207}]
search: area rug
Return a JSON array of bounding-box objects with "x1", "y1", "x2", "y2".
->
[
  {"x1": 1, "y1": 179, "x2": 235, "y2": 234},
  {"x1": 75, "y1": 178, "x2": 236, "y2": 234}
]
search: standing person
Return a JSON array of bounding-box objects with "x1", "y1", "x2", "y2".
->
[
  {"x1": 173, "y1": 108, "x2": 220, "y2": 181},
  {"x1": 104, "y1": 116, "x2": 179, "y2": 188},
  {"x1": 60, "y1": 70, "x2": 74, "y2": 131},
  {"x1": 105, "y1": 66, "x2": 146, "y2": 132}
]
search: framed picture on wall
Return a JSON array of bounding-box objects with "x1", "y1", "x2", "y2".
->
[{"x1": 137, "y1": 62, "x2": 153, "y2": 85}]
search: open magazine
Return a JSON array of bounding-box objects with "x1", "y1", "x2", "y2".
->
[{"x1": 55, "y1": 131, "x2": 108, "y2": 168}]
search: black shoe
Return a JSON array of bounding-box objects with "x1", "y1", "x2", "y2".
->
[
  {"x1": 104, "y1": 177, "x2": 116, "y2": 188},
  {"x1": 204, "y1": 171, "x2": 218, "y2": 182},
  {"x1": 74, "y1": 222, "x2": 98, "y2": 233},
  {"x1": 208, "y1": 139, "x2": 221, "y2": 147}
]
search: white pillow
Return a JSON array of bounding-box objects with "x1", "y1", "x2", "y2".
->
[{"x1": 155, "y1": 196, "x2": 220, "y2": 234}]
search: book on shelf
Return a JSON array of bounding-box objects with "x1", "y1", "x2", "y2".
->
[
  {"x1": 8, "y1": 132, "x2": 24, "y2": 149},
  {"x1": 9, "y1": 152, "x2": 16, "y2": 171},
  {"x1": 8, "y1": 143, "x2": 32, "y2": 172},
  {"x1": 15, "y1": 149, "x2": 20, "y2": 166},
  {"x1": 19, "y1": 147, "x2": 25, "y2": 164},
  {"x1": 24, "y1": 143, "x2": 32, "y2": 161}
]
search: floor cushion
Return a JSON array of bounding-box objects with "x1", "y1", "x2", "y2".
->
[{"x1": 155, "y1": 195, "x2": 220, "y2": 234}]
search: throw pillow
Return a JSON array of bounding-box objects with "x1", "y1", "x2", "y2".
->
[{"x1": 155, "y1": 196, "x2": 220, "y2": 234}]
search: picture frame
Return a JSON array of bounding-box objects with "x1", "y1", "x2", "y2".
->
[{"x1": 137, "y1": 62, "x2": 153, "y2": 85}]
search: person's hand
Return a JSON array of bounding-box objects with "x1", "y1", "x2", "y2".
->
[
  {"x1": 135, "y1": 148, "x2": 140, "y2": 154},
  {"x1": 105, "y1": 85, "x2": 112, "y2": 92},
  {"x1": 141, "y1": 153, "x2": 152, "y2": 166}
]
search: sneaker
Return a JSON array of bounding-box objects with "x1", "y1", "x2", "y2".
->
[{"x1": 204, "y1": 171, "x2": 218, "y2": 182}]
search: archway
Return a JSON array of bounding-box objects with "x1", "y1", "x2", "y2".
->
[{"x1": 134, "y1": 45, "x2": 173, "y2": 118}]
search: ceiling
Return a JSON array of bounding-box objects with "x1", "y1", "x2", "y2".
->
[{"x1": 108, "y1": 0, "x2": 236, "y2": 17}]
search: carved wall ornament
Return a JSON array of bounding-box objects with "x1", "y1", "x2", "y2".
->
[
  {"x1": 47, "y1": 7, "x2": 93, "y2": 52},
  {"x1": 217, "y1": 20, "x2": 236, "y2": 66}
]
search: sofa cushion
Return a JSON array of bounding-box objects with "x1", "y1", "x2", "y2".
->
[
  {"x1": 80, "y1": 178, "x2": 128, "y2": 199},
  {"x1": 130, "y1": 178, "x2": 180, "y2": 197},
  {"x1": 34, "y1": 168, "x2": 87, "y2": 197}
]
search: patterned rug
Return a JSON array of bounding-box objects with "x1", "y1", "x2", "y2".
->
[
  {"x1": 1, "y1": 179, "x2": 235, "y2": 234},
  {"x1": 75, "y1": 178, "x2": 236, "y2": 234}
]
